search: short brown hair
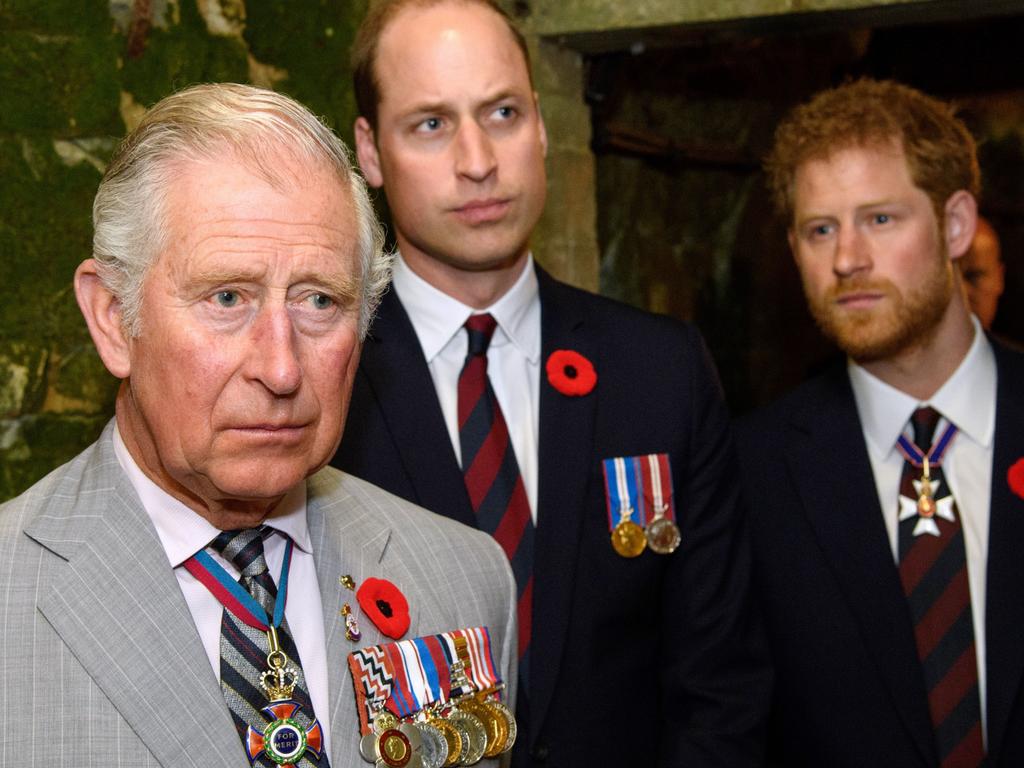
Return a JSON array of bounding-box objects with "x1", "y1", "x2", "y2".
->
[
  {"x1": 351, "y1": 0, "x2": 532, "y2": 130},
  {"x1": 765, "y1": 78, "x2": 980, "y2": 223}
]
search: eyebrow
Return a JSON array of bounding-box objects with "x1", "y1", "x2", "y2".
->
[
  {"x1": 187, "y1": 268, "x2": 362, "y2": 301},
  {"x1": 402, "y1": 88, "x2": 525, "y2": 117}
]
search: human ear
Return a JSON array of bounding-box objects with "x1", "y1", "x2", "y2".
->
[
  {"x1": 534, "y1": 93, "x2": 548, "y2": 158},
  {"x1": 354, "y1": 117, "x2": 384, "y2": 188},
  {"x1": 944, "y1": 190, "x2": 978, "y2": 262},
  {"x1": 74, "y1": 259, "x2": 131, "y2": 379}
]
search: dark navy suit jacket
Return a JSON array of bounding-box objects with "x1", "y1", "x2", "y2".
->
[
  {"x1": 332, "y1": 265, "x2": 770, "y2": 767},
  {"x1": 736, "y1": 341, "x2": 1024, "y2": 767}
]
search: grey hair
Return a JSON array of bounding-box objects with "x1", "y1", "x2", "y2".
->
[{"x1": 92, "y1": 82, "x2": 391, "y2": 338}]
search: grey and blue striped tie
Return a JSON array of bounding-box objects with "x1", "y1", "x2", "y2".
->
[{"x1": 212, "y1": 528, "x2": 329, "y2": 767}]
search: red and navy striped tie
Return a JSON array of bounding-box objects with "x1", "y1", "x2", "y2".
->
[
  {"x1": 458, "y1": 313, "x2": 535, "y2": 687},
  {"x1": 897, "y1": 407, "x2": 984, "y2": 767}
]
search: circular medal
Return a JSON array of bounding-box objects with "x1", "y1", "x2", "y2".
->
[
  {"x1": 487, "y1": 699, "x2": 517, "y2": 753},
  {"x1": 448, "y1": 709, "x2": 487, "y2": 765},
  {"x1": 361, "y1": 732, "x2": 381, "y2": 763},
  {"x1": 377, "y1": 728, "x2": 413, "y2": 767},
  {"x1": 646, "y1": 517, "x2": 681, "y2": 554},
  {"x1": 460, "y1": 698, "x2": 506, "y2": 757},
  {"x1": 263, "y1": 718, "x2": 308, "y2": 766},
  {"x1": 611, "y1": 519, "x2": 646, "y2": 557},
  {"x1": 414, "y1": 721, "x2": 448, "y2": 768},
  {"x1": 430, "y1": 716, "x2": 464, "y2": 767}
]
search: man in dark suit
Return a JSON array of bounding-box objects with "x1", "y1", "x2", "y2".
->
[
  {"x1": 331, "y1": 1, "x2": 770, "y2": 765},
  {"x1": 739, "y1": 78, "x2": 1024, "y2": 767}
]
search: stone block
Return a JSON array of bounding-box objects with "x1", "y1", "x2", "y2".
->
[
  {"x1": 0, "y1": 31, "x2": 122, "y2": 136},
  {"x1": 120, "y1": 4, "x2": 249, "y2": 109},
  {"x1": 244, "y1": 0, "x2": 366, "y2": 139},
  {"x1": 0, "y1": 0, "x2": 109, "y2": 34}
]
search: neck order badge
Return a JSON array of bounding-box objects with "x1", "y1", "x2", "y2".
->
[{"x1": 185, "y1": 537, "x2": 325, "y2": 767}]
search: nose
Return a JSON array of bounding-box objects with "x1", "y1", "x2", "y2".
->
[
  {"x1": 248, "y1": 305, "x2": 302, "y2": 396},
  {"x1": 833, "y1": 226, "x2": 872, "y2": 278},
  {"x1": 454, "y1": 121, "x2": 497, "y2": 182}
]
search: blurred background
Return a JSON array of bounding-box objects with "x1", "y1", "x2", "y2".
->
[{"x1": 2, "y1": 0, "x2": 1023, "y2": 500}]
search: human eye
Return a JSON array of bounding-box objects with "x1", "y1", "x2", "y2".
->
[
  {"x1": 213, "y1": 289, "x2": 240, "y2": 308},
  {"x1": 414, "y1": 116, "x2": 444, "y2": 134},
  {"x1": 804, "y1": 222, "x2": 834, "y2": 241},
  {"x1": 872, "y1": 213, "x2": 892, "y2": 225},
  {"x1": 493, "y1": 104, "x2": 516, "y2": 120},
  {"x1": 307, "y1": 292, "x2": 335, "y2": 311}
]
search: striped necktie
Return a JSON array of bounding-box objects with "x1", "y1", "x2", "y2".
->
[
  {"x1": 212, "y1": 528, "x2": 328, "y2": 767},
  {"x1": 457, "y1": 313, "x2": 535, "y2": 688},
  {"x1": 897, "y1": 407, "x2": 984, "y2": 767}
]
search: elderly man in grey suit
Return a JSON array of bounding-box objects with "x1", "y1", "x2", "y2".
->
[{"x1": 0, "y1": 83, "x2": 516, "y2": 767}]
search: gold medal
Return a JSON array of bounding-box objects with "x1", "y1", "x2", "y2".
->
[
  {"x1": 646, "y1": 516, "x2": 681, "y2": 554},
  {"x1": 485, "y1": 699, "x2": 516, "y2": 754},
  {"x1": 611, "y1": 519, "x2": 646, "y2": 557},
  {"x1": 459, "y1": 698, "x2": 507, "y2": 757},
  {"x1": 917, "y1": 457, "x2": 936, "y2": 518},
  {"x1": 430, "y1": 714, "x2": 464, "y2": 767}
]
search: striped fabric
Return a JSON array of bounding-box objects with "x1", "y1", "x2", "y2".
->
[
  {"x1": 457, "y1": 314, "x2": 535, "y2": 689},
  {"x1": 897, "y1": 408, "x2": 984, "y2": 768},
  {"x1": 212, "y1": 528, "x2": 328, "y2": 767}
]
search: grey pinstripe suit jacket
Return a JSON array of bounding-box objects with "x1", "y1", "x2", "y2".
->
[{"x1": 0, "y1": 421, "x2": 516, "y2": 767}]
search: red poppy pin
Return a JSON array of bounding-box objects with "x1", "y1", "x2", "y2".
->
[
  {"x1": 356, "y1": 577, "x2": 410, "y2": 640},
  {"x1": 545, "y1": 349, "x2": 597, "y2": 396},
  {"x1": 1008, "y1": 458, "x2": 1024, "y2": 501}
]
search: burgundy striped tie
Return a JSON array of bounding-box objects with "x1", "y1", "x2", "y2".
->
[
  {"x1": 458, "y1": 313, "x2": 535, "y2": 682},
  {"x1": 897, "y1": 407, "x2": 984, "y2": 767}
]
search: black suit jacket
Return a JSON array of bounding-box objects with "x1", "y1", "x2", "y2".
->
[
  {"x1": 332, "y1": 265, "x2": 770, "y2": 767},
  {"x1": 736, "y1": 341, "x2": 1024, "y2": 767}
]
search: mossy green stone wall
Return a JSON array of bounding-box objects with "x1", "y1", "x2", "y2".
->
[{"x1": 0, "y1": 0, "x2": 366, "y2": 500}]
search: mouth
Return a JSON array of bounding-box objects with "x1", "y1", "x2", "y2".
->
[
  {"x1": 451, "y1": 198, "x2": 511, "y2": 225},
  {"x1": 227, "y1": 424, "x2": 310, "y2": 442},
  {"x1": 834, "y1": 290, "x2": 886, "y2": 310}
]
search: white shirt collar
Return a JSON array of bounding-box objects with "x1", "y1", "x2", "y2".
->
[
  {"x1": 111, "y1": 424, "x2": 312, "y2": 569},
  {"x1": 849, "y1": 315, "x2": 996, "y2": 460},
  {"x1": 391, "y1": 252, "x2": 541, "y2": 364}
]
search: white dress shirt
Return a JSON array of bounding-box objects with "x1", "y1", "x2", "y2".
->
[
  {"x1": 112, "y1": 426, "x2": 332, "y2": 755},
  {"x1": 391, "y1": 253, "x2": 542, "y2": 521},
  {"x1": 849, "y1": 316, "x2": 995, "y2": 740}
]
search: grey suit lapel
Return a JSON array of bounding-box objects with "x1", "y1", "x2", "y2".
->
[
  {"x1": 308, "y1": 471, "x2": 425, "y2": 766},
  {"x1": 25, "y1": 436, "x2": 241, "y2": 768},
  {"x1": 784, "y1": 369, "x2": 936, "y2": 765}
]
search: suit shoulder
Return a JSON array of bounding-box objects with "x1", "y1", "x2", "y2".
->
[
  {"x1": 0, "y1": 435, "x2": 111, "y2": 541},
  {"x1": 735, "y1": 366, "x2": 846, "y2": 449},
  {"x1": 546, "y1": 276, "x2": 696, "y2": 336},
  {"x1": 309, "y1": 467, "x2": 511, "y2": 573}
]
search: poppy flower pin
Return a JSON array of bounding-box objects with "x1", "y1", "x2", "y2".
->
[
  {"x1": 356, "y1": 577, "x2": 410, "y2": 640},
  {"x1": 545, "y1": 349, "x2": 597, "y2": 396},
  {"x1": 1008, "y1": 458, "x2": 1024, "y2": 501}
]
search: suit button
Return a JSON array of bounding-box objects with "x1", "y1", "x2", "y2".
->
[{"x1": 531, "y1": 744, "x2": 549, "y2": 761}]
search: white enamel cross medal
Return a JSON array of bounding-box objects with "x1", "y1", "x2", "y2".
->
[{"x1": 898, "y1": 457, "x2": 956, "y2": 537}]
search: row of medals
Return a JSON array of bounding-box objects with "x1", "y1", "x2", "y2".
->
[
  {"x1": 360, "y1": 689, "x2": 516, "y2": 768},
  {"x1": 612, "y1": 507, "x2": 681, "y2": 558}
]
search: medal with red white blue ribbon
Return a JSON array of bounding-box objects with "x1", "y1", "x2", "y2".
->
[
  {"x1": 184, "y1": 538, "x2": 324, "y2": 766},
  {"x1": 896, "y1": 421, "x2": 959, "y2": 538},
  {"x1": 602, "y1": 457, "x2": 647, "y2": 557}
]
